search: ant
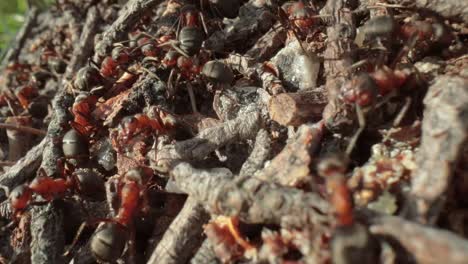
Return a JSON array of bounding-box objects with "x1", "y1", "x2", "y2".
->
[
  {"x1": 99, "y1": 45, "x2": 134, "y2": 79},
  {"x1": 9, "y1": 166, "x2": 105, "y2": 219},
  {"x1": 281, "y1": 1, "x2": 318, "y2": 31},
  {"x1": 362, "y1": 15, "x2": 452, "y2": 62},
  {"x1": 68, "y1": 93, "x2": 100, "y2": 138},
  {"x1": 110, "y1": 112, "x2": 173, "y2": 154},
  {"x1": 317, "y1": 155, "x2": 353, "y2": 227},
  {"x1": 65, "y1": 167, "x2": 153, "y2": 262},
  {"x1": 155, "y1": 4, "x2": 206, "y2": 58},
  {"x1": 337, "y1": 62, "x2": 418, "y2": 154}
]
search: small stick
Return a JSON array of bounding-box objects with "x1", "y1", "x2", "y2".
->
[
  {"x1": 190, "y1": 239, "x2": 220, "y2": 264},
  {"x1": 370, "y1": 215, "x2": 468, "y2": 264},
  {"x1": 406, "y1": 76, "x2": 468, "y2": 223},
  {"x1": 268, "y1": 90, "x2": 328, "y2": 127},
  {"x1": 0, "y1": 123, "x2": 47, "y2": 136},
  {"x1": 239, "y1": 129, "x2": 272, "y2": 178},
  {"x1": 170, "y1": 162, "x2": 329, "y2": 228},
  {"x1": 156, "y1": 105, "x2": 261, "y2": 167},
  {"x1": 93, "y1": 0, "x2": 166, "y2": 62},
  {"x1": 1, "y1": 7, "x2": 39, "y2": 67},
  {"x1": 256, "y1": 122, "x2": 325, "y2": 186},
  {"x1": 147, "y1": 198, "x2": 210, "y2": 264}
]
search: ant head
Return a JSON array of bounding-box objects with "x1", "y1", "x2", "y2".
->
[
  {"x1": 9, "y1": 185, "x2": 33, "y2": 211},
  {"x1": 317, "y1": 154, "x2": 349, "y2": 178},
  {"x1": 73, "y1": 65, "x2": 102, "y2": 91},
  {"x1": 342, "y1": 73, "x2": 378, "y2": 107},
  {"x1": 119, "y1": 116, "x2": 139, "y2": 130},
  {"x1": 179, "y1": 4, "x2": 197, "y2": 16},
  {"x1": 91, "y1": 222, "x2": 128, "y2": 263},
  {"x1": 111, "y1": 46, "x2": 130, "y2": 64},
  {"x1": 62, "y1": 128, "x2": 89, "y2": 158},
  {"x1": 162, "y1": 50, "x2": 179, "y2": 67},
  {"x1": 124, "y1": 167, "x2": 153, "y2": 186}
]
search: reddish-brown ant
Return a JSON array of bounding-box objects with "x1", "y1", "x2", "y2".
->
[
  {"x1": 9, "y1": 167, "x2": 105, "y2": 218},
  {"x1": 81, "y1": 167, "x2": 153, "y2": 262},
  {"x1": 110, "y1": 112, "x2": 173, "y2": 154},
  {"x1": 317, "y1": 155, "x2": 353, "y2": 227},
  {"x1": 69, "y1": 93, "x2": 100, "y2": 137},
  {"x1": 281, "y1": 1, "x2": 318, "y2": 30},
  {"x1": 16, "y1": 84, "x2": 39, "y2": 109}
]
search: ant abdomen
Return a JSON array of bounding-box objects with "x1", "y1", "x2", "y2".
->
[{"x1": 91, "y1": 222, "x2": 128, "y2": 263}]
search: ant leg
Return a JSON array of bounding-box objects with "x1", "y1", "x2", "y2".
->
[
  {"x1": 158, "y1": 40, "x2": 191, "y2": 58},
  {"x1": 346, "y1": 104, "x2": 366, "y2": 156},
  {"x1": 63, "y1": 217, "x2": 113, "y2": 257},
  {"x1": 186, "y1": 82, "x2": 198, "y2": 113},
  {"x1": 0, "y1": 185, "x2": 10, "y2": 197},
  {"x1": 126, "y1": 224, "x2": 137, "y2": 264},
  {"x1": 139, "y1": 66, "x2": 162, "y2": 82},
  {"x1": 199, "y1": 12, "x2": 209, "y2": 36},
  {"x1": 167, "y1": 68, "x2": 177, "y2": 96},
  {"x1": 383, "y1": 97, "x2": 412, "y2": 142},
  {"x1": 88, "y1": 58, "x2": 101, "y2": 70},
  {"x1": 393, "y1": 97, "x2": 411, "y2": 127}
]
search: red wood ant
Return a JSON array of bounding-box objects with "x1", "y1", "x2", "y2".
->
[
  {"x1": 111, "y1": 113, "x2": 171, "y2": 153},
  {"x1": 363, "y1": 15, "x2": 451, "y2": 44},
  {"x1": 72, "y1": 65, "x2": 105, "y2": 92},
  {"x1": 16, "y1": 84, "x2": 39, "y2": 109},
  {"x1": 317, "y1": 156, "x2": 353, "y2": 227},
  {"x1": 156, "y1": 4, "x2": 206, "y2": 58},
  {"x1": 99, "y1": 46, "x2": 133, "y2": 78},
  {"x1": 69, "y1": 93, "x2": 100, "y2": 137},
  {"x1": 338, "y1": 63, "x2": 415, "y2": 154},
  {"x1": 281, "y1": 1, "x2": 318, "y2": 30},
  {"x1": 88, "y1": 167, "x2": 153, "y2": 262},
  {"x1": 9, "y1": 167, "x2": 105, "y2": 218}
]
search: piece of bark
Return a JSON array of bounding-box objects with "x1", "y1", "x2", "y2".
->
[
  {"x1": 370, "y1": 215, "x2": 468, "y2": 264},
  {"x1": 0, "y1": 138, "x2": 47, "y2": 190},
  {"x1": 406, "y1": 76, "x2": 468, "y2": 223},
  {"x1": 203, "y1": 0, "x2": 275, "y2": 53},
  {"x1": 147, "y1": 198, "x2": 210, "y2": 264},
  {"x1": 145, "y1": 193, "x2": 186, "y2": 260},
  {"x1": 30, "y1": 6, "x2": 90, "y2": 262},
  {"x1": 239, "y1": 129, "x2": 272, "y2": 178},
  {"x1": 224, "y1": 54, "x2": 286, "y2": 95},
  {"x1": 170, "y1": 162, "x2": 329, "y2": 228},
  {"x1": 321, "y1": 0, "x2": 358, "y2": 129},
  {"x1": 394, "y1": 0, "x2": 468, "y2": 23},
  {"x1": 30, "y1": 203, "x2": 65, "y2": 264},
  {"x1": 93, "y1": 0, "x2": 164, "y2": 62},
  {"x1": 64, "y1": 6, "x2": 100, "y2": 80},
  {"x1": 256, "y1": 122, "x2": 325, "y2": 187},
  {"x1": 1, "y1": 7, "x2": 39, "y2": 67},
  {"x1": 245, "y1": 23, "x2": 287, "y2": 62},
  {"x1": 269, "y1": 90, "x2": 327, "y2": 127},
  {"x1": 190, "y1": 239, "x2": 220, "y2": 264},
  {"x1": 156, "y1": 105, "x2": 261, "y2": 167}
]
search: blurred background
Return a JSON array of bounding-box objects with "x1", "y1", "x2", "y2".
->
[
  {"x1": 0, "y1": 0, "x2": 28, "y2": 54},
  {"x1": 0, "y1": 0, "x2": 55, "y2": 56}
]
